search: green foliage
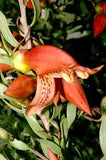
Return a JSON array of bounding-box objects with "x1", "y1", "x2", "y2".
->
[{"x1": 0, "y1": 0, "x2": 106, "y2": 160}]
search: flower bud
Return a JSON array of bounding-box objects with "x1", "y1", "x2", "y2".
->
[
  {"x1": 95, "y1": 2, "x2": 106, "y2": 13},
  {"x1": 12, "y1": 49, "x2": 31, "y2": 73},
  {"x1": 0, "y1": 63, "x2": 13, "y2": 72},
  {"x1": 4, "y1": 75, "x2": 36, "y2": 99},
  {"x1": 93, "y1": 13, "x2": 106, "y2": 37}
]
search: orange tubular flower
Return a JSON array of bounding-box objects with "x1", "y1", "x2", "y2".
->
[
  {"x1": 48, "y1": 149, "x2": 60, "y2": 160},
  {"x1": 17, "y1": 45, "x2": 103, "y2": 116},
  {"x1": 4, "y1": 75, "x2": 36, "y2": 99}
]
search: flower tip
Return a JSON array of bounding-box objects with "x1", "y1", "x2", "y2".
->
[{"x1": 86, "y1": 108, "x2": 92, "y2": 116}]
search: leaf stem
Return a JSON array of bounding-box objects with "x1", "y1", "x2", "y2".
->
[
  {"x1": 18, "y1": 0, "x2": 32, "y2": 50},
  {"x1": 40, "y1": 112, "x2": 50, "y2": 132},
  {"x1": 30, "y1": 149, "x2": 48, "y2": 160}
]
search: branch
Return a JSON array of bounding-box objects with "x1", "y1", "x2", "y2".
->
[
  {"x1": 30, "y1": 149, "x2": 48, "y2": 160},
  {"x1": 18, "y1": 0, "x2": 32, "y2": 49}
]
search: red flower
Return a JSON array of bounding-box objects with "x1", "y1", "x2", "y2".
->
[
  {"x1": 93, "y1": 13, "x2": 106, "y2": 37},
  {"x1": 16, "y1": 45, "x2": 103, "y2": 116}
]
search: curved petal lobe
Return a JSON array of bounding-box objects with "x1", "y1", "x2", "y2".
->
[
  {"x1": 25, "y1": 45, "x2": 79, "y2": 74},
  {"x1": 62, "y1": 77, "x2": 92, "y2": 115},
  {"x1": 75, "y1": 65, "x2": 104, "y2": 79},
  {"x1": 4, "y1": 75, "x2": 36, "y2": 98},
  {"x1": 26, "y1": 74, "x2": 55, "y2": 116}
]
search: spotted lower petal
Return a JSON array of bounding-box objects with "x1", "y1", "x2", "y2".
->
[
  {"x1": 62, "y1": 77, "x2": 92, "y2": 115},
  {"x1": 26, "y1": 74, "x2": 55, "y2": 116}
]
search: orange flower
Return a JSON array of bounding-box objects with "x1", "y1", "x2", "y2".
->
[{"x1": 18, "y1": 45, "x2": 103, "y2": 116}]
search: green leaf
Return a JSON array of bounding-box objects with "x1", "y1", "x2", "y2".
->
[
  {"x1": 23, "y1": 108, "x2": 50, "y2": 139},
  {"x1": 99, "y1": 114, "x2": 106, "y2": 158},
  {"x1": 0, "y1": 11, "x2": 19, "y2": 47},
  {"x1": 50, "y1": 104, "x2": 63, "y2": 120},
  {"x1": 0, "y1": 48, "x2": 7, "y2": 55},
  {"x1": 58, "y1": 12, "x2": 76, "y2": 24},
  {"x1": 39, "y1": 139, "x2": 62, "y2": 158},
  {"x1": 10, "y1": 138, "x2": 30, "y2": 151},
  {"x1": 1, "y1": 36, "x2": 12, "y2": 56},
  {"x1": 50, "y1": 120, "x2": 59, "y2": 130},
  {"x1": 0, "y1": 55, "x2": 12, "y2": 66},
  {"x1": 67, "y1": 31, "x2": 90, "y2": 40},
  {"x1": 60, "y1": 118, "x2": 68, "y2": 148},
  {"x1": 67, "y1": 102, "x2": 76, "y2": 129},
  {"x1": 30, "y1": 0, "x2": 41, "y2": 27},
  {"x1": 2, "y1": 99, "x2": 23, "y2": 114},
  {"x1": 1, "y1": 72, "x2": 8, "y2": 85},
  {"x1": 0, "y1": 154, "x2": 7, "y2": 160}
]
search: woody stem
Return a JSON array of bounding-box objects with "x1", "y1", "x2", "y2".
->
[{"x1": 18, "y1": 0, "x2": 32, "y2": 49}]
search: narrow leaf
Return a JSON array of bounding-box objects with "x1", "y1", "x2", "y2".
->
[
  {"x1": 10, "y1": 138, "x2": 30, "y2": 151},
  {"x1": 0, "y1": 55, "x2": 12, "y2": 66},
  {"x1": 67, "y1": 102, "x2": 76, "y2": 128},
  {"x1": 2, "y1": 99, "x2": 23, "y2": 114},
  {"x1": 60, "y1": 118, "x2": 68, "y2": 148},
  {"x1": 0, "y1": 11, "x2": 19, "y2": 47},
  {"x1": 1, "y1": 36, "x2": 12, "y2": 56},
  {"x1": 30, "y1": 0, "x2": 41, "y2": 27},
  {"x1": 100, "y1": 114, "x2": 106, "y2": 158},
  {"x1": 0, "y1": 154, "x2": 7, "y2": 160},
  {"x1": 50, "y1": 104, "x2": 63, "y2": 120},
  {"x1": 23, "y1": 108, "x2": 50, "y2": 139},
  {"x1": 39, "y1": 139, "x2": 61, "y2": 158}
]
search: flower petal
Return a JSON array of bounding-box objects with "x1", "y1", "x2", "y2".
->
[
  {"x1": 75, "y1": 65, "x2": 104, "y2": 79},
  {"x1": 53, "y1": 78, "x2": 66, "y2": 106},
  {"x1": 4, "y1": 75, "x2": 36, "y2": 98},
  {"x1": 0, "y1": 63, "x2": 13, "y2": 72},
  {"x1": 48, "y1": 148, "x2": 60, "y2": 160},
  {"x1": 25, "y1": 45, "x2": 79, "y2": 74},
  {"x1": 62, "y1": 77, "x2": 92, "y2": 115},
  {"x1": 26, "y1": 74, "x2": 55, "y2": 116}
]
